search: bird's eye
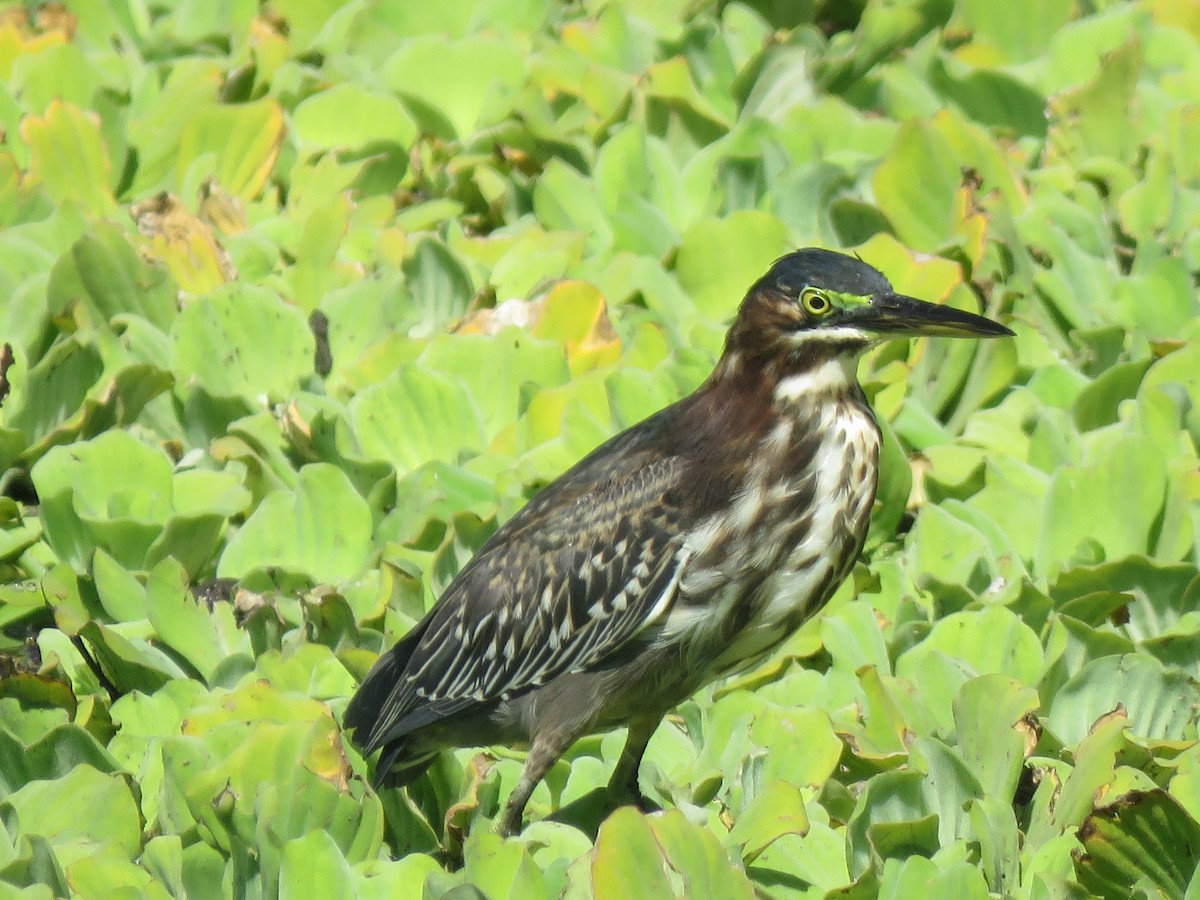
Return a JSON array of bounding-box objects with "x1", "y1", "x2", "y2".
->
[{"x1": 800, "y1": 287, "x2": 831, "y2": 316}]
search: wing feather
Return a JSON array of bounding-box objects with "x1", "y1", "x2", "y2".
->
[{"x1": 347, "y1": 451, "x2": 690, "y2": 755}]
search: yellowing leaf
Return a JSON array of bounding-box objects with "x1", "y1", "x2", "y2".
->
[
  {"x1": 533, "y1": 281, "x2": 621, "y2": 373},
  {"x1": 953, "y1": 183, "x2": 988, "y2": 268},
  {"x1": 853, "y1": 233, "x2": 964, "y2": 303},
  {"x1": 198, "y1": 177, "x2": 248, "y2": 234},
  {"x1": 456, "y1": 282, "x2": 621, "y2": 374},
  {"x1": 0, "y1": 17, "x2": 68, "y2": 80},
  {"x1": 20, "y1": 99, "x2": 115, "y2": 216},
  {"x1": 177, "y1": 97, "x2": 286, "y2": 200},
  {"x1": 131, "y1": 191, "x2": 236, "y2": 294}
]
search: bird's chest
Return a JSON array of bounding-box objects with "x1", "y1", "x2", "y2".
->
[{"x1": 670, "y1": 392, "x2": 881, "y2": 670}]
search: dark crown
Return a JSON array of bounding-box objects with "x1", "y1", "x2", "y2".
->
[{"x1": 752, "y1": 249, "x2": 892, "y2": 299}]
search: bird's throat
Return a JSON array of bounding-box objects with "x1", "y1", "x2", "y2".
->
[{"x1": 771, "y1": 353, "x2": 863, "y2": 409}]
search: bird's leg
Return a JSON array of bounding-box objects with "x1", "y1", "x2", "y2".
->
[
  {"x1": 495, "y1": 732, "x2": 572, "y2": 837},
  {"x1": 607, "y1": 716, "x2": 662, "y2": 811}
]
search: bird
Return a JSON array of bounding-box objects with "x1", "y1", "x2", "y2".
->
[{"x1": 343, "y1": 248, "x2": 1013, "y2": 836}]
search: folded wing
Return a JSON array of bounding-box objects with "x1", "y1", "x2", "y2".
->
[{"x1": 345, "y1": 450, "x2": 690, "y2": 757}]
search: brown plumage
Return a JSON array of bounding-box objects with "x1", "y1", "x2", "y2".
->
[{"x1": 344, "y1": 248, "x2": 1013, "y2": 836}]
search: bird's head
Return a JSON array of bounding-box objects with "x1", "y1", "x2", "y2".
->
[{"x1": 722, "y1": 248, "x2": 1013, "y2": 372}]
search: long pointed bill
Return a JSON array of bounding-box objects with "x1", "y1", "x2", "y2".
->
[{"x1": 849, "y1": 293, "x2": 1014, "y2": 338}]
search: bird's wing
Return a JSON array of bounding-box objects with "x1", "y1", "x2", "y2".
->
[{"x1": 349, "y1": 452, "x2": 689, "y2": 753}]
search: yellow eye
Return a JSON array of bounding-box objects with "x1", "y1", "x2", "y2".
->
[{"x1": 801, "y1": 287, "x2": 831, "y2": 316}]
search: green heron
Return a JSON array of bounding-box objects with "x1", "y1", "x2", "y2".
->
[{"x1": 344, "y1": 248, "x2": 1013, "y2": 836}]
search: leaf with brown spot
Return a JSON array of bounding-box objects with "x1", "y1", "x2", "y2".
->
[
  {"x1": 443, "y1": 753, "x2": 500, "y2": 853},
  {"x1": 198, "y1": 177, "x2": 248, "y2": 234},
  {"x1": 131, "y1": 191, "x2": 236, "y2": 294},
  {"x1": 1074, "y1": 789, "x2": 1200, "y2": 899},
  {"x1": 532, "y1": 281, "x2": 621, "y2": 373},
  {"x1": 1051, "y1": 706, "x2": 1129, "y2": 833},
  {"x1": 0, "y1": 342, "x2": 13, "y2": 407}
]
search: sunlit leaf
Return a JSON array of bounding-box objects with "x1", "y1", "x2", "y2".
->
[{"x1": 218, "y1": 463, "x2": 373, "y2": 583}]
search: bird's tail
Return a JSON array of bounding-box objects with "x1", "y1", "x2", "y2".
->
[
  {"x1": 343, "y1": 621, "x2": 429, "y2": 754},
  {"x1": 346, "y1": 620, "x2": 468, "y2": 788},
  {"x1": 375, "y1": 742, "x2": 438, "y2": 789}
]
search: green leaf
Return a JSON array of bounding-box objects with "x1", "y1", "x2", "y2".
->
[
  {"x1": 727, "y1": 779, "x2": 810, "y2": 863},
  {"x1": 171, "y1": 283, "x2": 314, "y2": 402},
  {"x1": 533, "y1": 160, "x2": 615, "y2": 255},
  {"x1": 1045, "y1": 37, "x2": 1142, "y2": 165},
  {"x1": 591, "y1": 807, "x2": 675, "y2": 898},
  {"x1": 948, "y1": 0, "x2": 1073, "y2": 62},
  {"x1": 462, "y1": 830, "x2": 546, "y2": 900},
  {"x1": 62, "y1": 855, "x2": 174, "y2": 899},
  {"x1": 51, "y1": 223, "x2": 178, "y2": 332},
  {"x1": 910, "y1": 736, "x2": 985, "y2": 848},
  {"x1": 1049, "y1": 557, "x2": 1200, "y2": 657},
  {"x1": 872, "y1": 119, "x2": 961, "y2": 252},
  {"x1": 675, "y1": 211, "x2": 789, "y2": 321},
  {"x1": 417, "y1": 330, "x2": 568, "y2": 439},
  {"x1": 279, "y1": 830, "x2": 354, "y2": 900},
  {"x1": 9, "y1": 42, "x2": 105, "y2": 116},
  {"x1": 954, "y1": 675, "x2": 1039, "y2": 802},
  {"x1": 648, "y1": 810, "x2": 756, "y2": 900},
  {"x1": 1047, "y1": 655, "x2": 1200, "y2": 747},
  {"x1": 145, "y1": 469, "x2": 252, "y2": 578},
  {"x1": 907, "y1": 503, "x2": 994, "y2": 591},
  {"x1": 292, "y1": 84, "x2": 420, "y2": 152},
  {"x1": 845, "y1": 769, "x2": 935, "y2": 878},
  {"x1": 928, "y1": 59, "x2": 1048, "y2": 138},
  {"x1": 1038, "y1": 435, "x2": 1169, "y2": 575},
  {"x1": 0, "y1": 725, "x2": 122, "y2": 800},
  {"x1": 400, "y1": 238, "x2": 475, "y2": 337},
  {"x1": 878, "y1": 855, "x2": 991, "y2": 900},
  {"x1": 290, "y1": 193, "x2": 352, "y2": 312},
  {"x1": 145, "y1": 557, "x2": 239, "y2": 682},
  {"x1": 754, "y1": 706, "x2": 843, "y2": 790},
  {"x1": 897, "y1": 606, "x2": 1043, "y2": 686},
  {"x1": 821, "y1": 600, "x2": 891, "y2": 674},
  {"x1": 593, "y1": 125, "x2": 686, "y2": 255},
  {"x1": 218, "y1": 463, "x2": 373, "y2": 583},
  {"x1": 1072, "y1": 359, "x2": 1153, "y2": 432},
  {"x1": 1143, "y1": 342, "x2": 1200, "y2": 449},
  {"x1": 79, "y1": 621, "x2": 188, "y2": 694},
  {"x1": 351, "y1": 853, "x2": 442, "y2": 898},
  {"x1": 1041, "y1": 710, "x2": 1123, "y2": 844},
  {"x1": 349, "y1": 365, "x2": 486, "y2": 473},
  {"x1": 31, "y1": 430, "x2": 173, "y2": 571},
  {"x1": 123, "y1": 60, "x2": 224, "y2": 197},
  {"x1": 92, "y1": 548, "x2": 148, "y2": 622},
  {"x1": 1, "y1": 764, "x2": 141, "y2": 865},
  {"x1": 968, "y1": 797, "x2": 1020, "y2": 896},
  {"x1": 6, "y1": 338, "x2": 104, "y2": 451},
  {"x1": 383, "y1": 35, "x2": 526, "y2": 139}
]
